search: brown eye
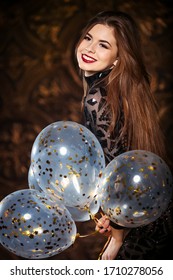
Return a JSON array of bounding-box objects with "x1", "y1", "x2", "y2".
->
[
  {"x1": 99, "y1": 43, "x2": 108, "y2": 49},
  {"x1": 84, "y1": 35, "x2": 91, "y2": 41}
]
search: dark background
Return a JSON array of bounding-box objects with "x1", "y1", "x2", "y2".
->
[{"x1": 0, "y1": 0, "x2": 173, "y2": 260}]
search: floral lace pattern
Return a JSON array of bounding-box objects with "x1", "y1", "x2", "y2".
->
[
  {"x1": 84, "y1": 73, "x2": 127, "y2": 164},
  {"x1": 83, "y1": 71, "x2": 173, "y2": 259}
]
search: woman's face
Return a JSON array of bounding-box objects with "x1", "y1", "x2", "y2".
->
[{"x1": 77, "y1": 24, "x2": 118, "y2": 76}]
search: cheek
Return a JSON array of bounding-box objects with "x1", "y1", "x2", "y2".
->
[
  {"x1": 106, "y1": 53, "x2": 117, "y2": 64},
  {"x1": 77, "y1": 41, "x2": 85, "y2": 52},
  {"x1": 76, "y1": 46, "x2": 82, "y2": 59},
  {"x1": 76, "y1": 52, "x2": 81, "y2": 65},
  {"x1": 98, "y1": 52, "x2": 114, "y2": 63}
]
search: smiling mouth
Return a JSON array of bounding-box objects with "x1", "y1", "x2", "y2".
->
[{"x1": 81, "y1": 54, "x2": 97, "y2": 63}]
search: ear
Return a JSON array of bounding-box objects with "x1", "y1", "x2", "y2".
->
[{"x1": 113, "y1": 59, "x2": 118, "y2": 66}]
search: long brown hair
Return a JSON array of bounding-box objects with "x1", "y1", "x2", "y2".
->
[{"x1": 76, "y1": 11, "x2": 166, "y2": 159}]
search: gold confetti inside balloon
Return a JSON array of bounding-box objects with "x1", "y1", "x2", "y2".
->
[
  {"x1": 98, "y1": 150, "x2": 173, "y2": 228},
  {"x1": 30, "y1": 121, "x2": 105, "y2": 208},
  {"x1": 28, "y1": 165, "x2": 42, "y2": 192},
  {"x1": 0, "y1": 189, "x2": 77, "y2": 259},
  {"x1": 66, "y1": 194, "x2": 100, "y2": 221}
]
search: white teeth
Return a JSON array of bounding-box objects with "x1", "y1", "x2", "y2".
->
[{"x1": 83, "y1": 54, "x2": 95, "y2": 61}]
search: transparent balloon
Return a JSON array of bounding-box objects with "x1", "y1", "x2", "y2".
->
[
  {"x1": 31, "y1": 121, "x2": 105, "y2": 208},
  {"x1": 66, "y1": 194, "x2": 100, "y2": 222},
  {"x1": 0, "y1": 189, "x2": 77, "y2": 259},
  {"x1": 28, "y1": 165, "x2": 42, "y2": 192},
  {"x1": 98, "y1": 150, "x2": 173, "y2": 228}
]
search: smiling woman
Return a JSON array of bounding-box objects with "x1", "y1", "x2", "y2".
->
[
  {"x1": 75, "y1": 10, "x2": 173, "y2": 260},
  {"x1": 76, "y1": 24, "x2": 118, "y2": 76}
]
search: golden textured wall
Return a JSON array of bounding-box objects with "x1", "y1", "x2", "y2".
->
[{"x1": 0, "y1": 0, "x2": 172, "y2": 259}]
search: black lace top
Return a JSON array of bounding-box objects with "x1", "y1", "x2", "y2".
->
[
  {"x1": 83, "y1": 70, "x2": 127, "y2": 164},
  {"x1": 83, "y1": 71, "x2": 173, "y2": 260}
]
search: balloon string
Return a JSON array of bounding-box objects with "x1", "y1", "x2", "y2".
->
[
  {"x1": 98, "y1": 235, "x2": 111, "y2": 260},
  {"x1": 50, "y1": 193, "x2": 102, "y2": 238},
  {"x1": 75, "y1": 230, "x2": 98, "y2": 239},
  {"x1": 75, "y1": 206, "x2": 103, "y2": 239}
]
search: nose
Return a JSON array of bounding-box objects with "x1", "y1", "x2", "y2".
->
[{"x1": 85, "y1": 43, "x2": 96, "y2": 54}]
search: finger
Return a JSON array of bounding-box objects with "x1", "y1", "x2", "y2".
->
[
  {"x1": 102, "y1": 219, "x2": 110, "y2": 228},
  {"x1": 95, "y1": 222, "x2": 104, "y2": 231},
  {"x1": 95, "y1": 225, "x2": 106, "y2": 232},
  {"x1": 99, "y1": 228, "x2": 108, "y2": 234},
  {"x1": 95, "y1": 222, "x2": 111, "y2": 232}
]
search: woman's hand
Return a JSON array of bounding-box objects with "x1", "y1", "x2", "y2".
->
[
  {"x1": 100, "y1": 228, "x2": 130, "y2": 260},
  {"x1": 95, "y1": 215, "x2": 112, "y2": 235},
  {"x1": 101, "y1": 234, "x2": 123, "y2": 260}
]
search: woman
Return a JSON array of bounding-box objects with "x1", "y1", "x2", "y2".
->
[{"x1": 75, "y1": 11, "x2": 173, "y2": 260}]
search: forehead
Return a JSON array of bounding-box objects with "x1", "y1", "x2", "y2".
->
[{"x1": 88, "y1": 24, "x2": 116, "y2": 41}]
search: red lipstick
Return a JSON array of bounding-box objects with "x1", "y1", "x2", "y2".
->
[{"x1": 81, "y1": 54, "x2": 97, "y2": 63}]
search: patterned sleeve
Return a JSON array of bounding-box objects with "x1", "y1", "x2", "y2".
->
[{"x1": 83, "y1": 86, "x2": 127, "y2": 164}]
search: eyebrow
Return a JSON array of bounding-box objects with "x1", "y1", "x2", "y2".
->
[{"x1": 87, "y1": 32, "x2": 112, "y2": 47}]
